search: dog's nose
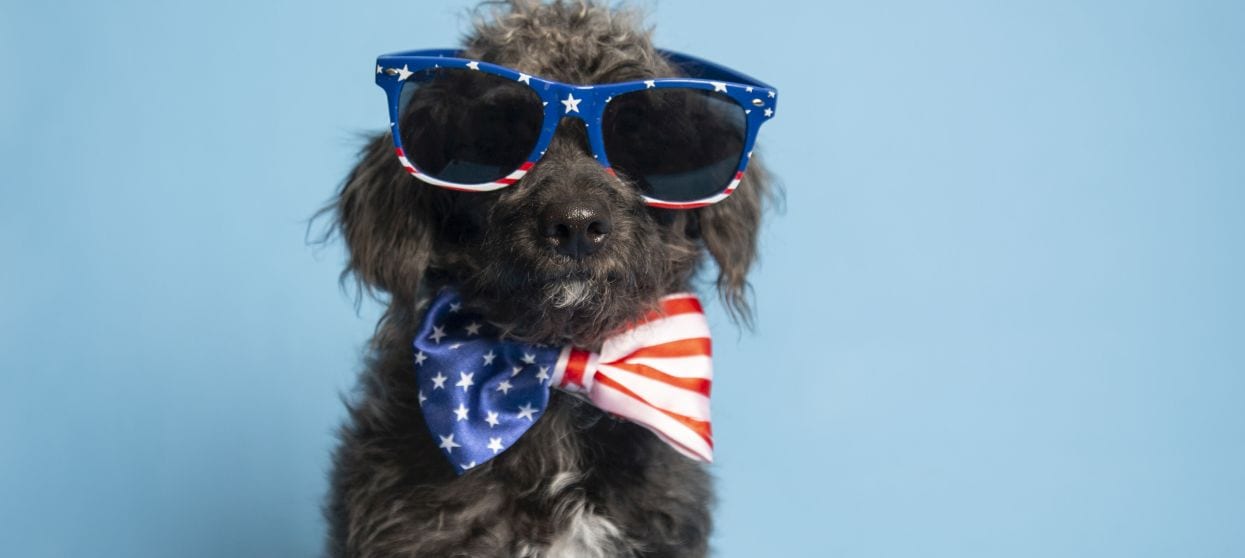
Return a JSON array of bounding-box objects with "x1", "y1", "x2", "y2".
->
[{"x1": 538, "y1": 199, "x2": 612, "y2": 259}]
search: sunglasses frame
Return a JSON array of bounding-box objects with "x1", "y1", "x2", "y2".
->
[{"x1": 375, "y1": 48, "x2": 778, "y2": 209}]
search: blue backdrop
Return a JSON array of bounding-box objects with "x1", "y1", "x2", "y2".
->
[{"x1": 2, "y1": 1, "x2": 1242, "y2": 556}]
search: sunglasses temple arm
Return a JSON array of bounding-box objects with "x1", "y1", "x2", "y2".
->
[{"x1": 656, "y1": 49, "x2": 776, "y2": 91}]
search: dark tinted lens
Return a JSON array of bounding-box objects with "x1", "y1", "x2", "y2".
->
[
  {"x1": 603, "y1": 88, "x2": 746, "y2": 202},
  {"x1": 398, "y1": 68, "x2": 543, "y2": 184}
]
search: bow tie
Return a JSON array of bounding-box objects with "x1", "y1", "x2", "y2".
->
[{"x1": 413, "y1": 289, "x2": 714, "y2": 474}]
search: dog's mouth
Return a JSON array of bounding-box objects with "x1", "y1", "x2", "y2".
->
[
  {"x1": 454, "y1": 262, "x2": 655, "y2": 346},
  {"x1": 539, "y1": 269, "x2": 614, "y2": 309}
]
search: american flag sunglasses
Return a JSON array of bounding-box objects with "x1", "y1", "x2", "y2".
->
[{"x1": 375, "y1": 48, "x2": 778, "y2": 209}]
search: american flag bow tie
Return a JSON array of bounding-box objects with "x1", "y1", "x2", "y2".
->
[{"x1": 414, "y1": 289, "x2": 714, "y2": 474}]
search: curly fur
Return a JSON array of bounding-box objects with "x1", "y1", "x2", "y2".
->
[{"x1": 320, "y1": 1, "x2": 773, "y2": 556}]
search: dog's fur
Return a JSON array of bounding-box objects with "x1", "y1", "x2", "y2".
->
[{"x1": 321, "y1": 2, "x2": 772, "y2": 556}]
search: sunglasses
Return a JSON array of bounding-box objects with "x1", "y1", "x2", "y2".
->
[{"x1": 374, "y1": 49, "x2": 778, "y2": 209}]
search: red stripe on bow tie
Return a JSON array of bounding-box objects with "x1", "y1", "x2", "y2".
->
[
  {"x1": 604, "y1": 362, "x2": 712, "y2": 396},
  {"x1": 593, "y1": 373, "x2": 714, "y2": 458},
  {"x1": 561, "y1": 348, "x2": 592, "y2": 389},
  {"x1": 615, "y1": 337, "x2": 712, "y2": 361},
  {"x1": 639, "y1": 295, "x2": 705, "y2": 324}
]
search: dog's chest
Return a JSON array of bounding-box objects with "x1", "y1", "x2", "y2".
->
[
  {"x1": 507, "y1": 505, "x2": 625, "y2": 557},
  {"x1": 540, "y1": 507, "x2": 624, "y2": 558},
  {"x1": 518, "y1": 471, "x2": 628, "y2": 557}
]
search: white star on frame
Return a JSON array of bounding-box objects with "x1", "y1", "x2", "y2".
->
[
  {"x1": 711, "y1": 82, "x2": 727, "y2": 93},
  {"x1": 644, "y1": 79, "x2": 656, "y2": 88},
  {"x1": 518, "y1": 72, "x2": 532, "y2": 84},
  {"x1": 561, "y1": 92, "x2": 582, "y2": 113},
  {"x1": 396, "y1": 64, "x2": 413, "y2": 81},
  {"x1": 466, "y1": 60, "x2": 480, "y2": 70}
]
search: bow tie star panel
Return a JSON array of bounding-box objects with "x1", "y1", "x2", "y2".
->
[
  {"x1": 414, "y1": 293, "x2": 563, "y2": 473},
  {"x1": 414, "y1": 289, "x2": 715, "y2": 474}
]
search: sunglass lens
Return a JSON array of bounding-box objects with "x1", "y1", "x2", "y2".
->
[
  {"x1": 398, "y1": 68, "x2": 544, "y2": 185},
  {"x1": 603, "y1": 88, "x2": 746, "y2": 203}
]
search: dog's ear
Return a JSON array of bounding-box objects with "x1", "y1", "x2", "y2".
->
[
  {"x1": 329, "y1": 133, "x2": 438, "y2": 305},
  {"x1": 696, "y1": 156, "x2": 774, "y2": 325}
]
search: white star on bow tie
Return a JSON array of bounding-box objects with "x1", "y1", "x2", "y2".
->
[{"x1": 456, "y1": 371, "x2": 474, "y2": 391}]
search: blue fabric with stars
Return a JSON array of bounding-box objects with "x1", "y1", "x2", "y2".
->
[{"x1": 414, "y1": 289, "x2": 563, "y2": 474}]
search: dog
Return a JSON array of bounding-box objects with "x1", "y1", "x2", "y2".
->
[{"x1": 321, "y1": 1, "x2": 774, "y2": 556}]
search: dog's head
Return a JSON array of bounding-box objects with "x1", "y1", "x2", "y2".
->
[{"x1": 328, "y1": 1, "x2": 773, "y2": 346}]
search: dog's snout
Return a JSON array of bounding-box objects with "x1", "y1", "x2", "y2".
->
[{"x1": 538, "y1": 199, "x2": 612, "y2": 259}]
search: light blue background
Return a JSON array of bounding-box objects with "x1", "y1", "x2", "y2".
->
[{"x1": 2, "y1": 1, "x2": 1242, "y2": 556}]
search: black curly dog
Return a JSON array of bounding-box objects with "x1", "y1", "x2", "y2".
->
[{"x1": 322, "y1": 1, "x2": 773, "y2": 555}]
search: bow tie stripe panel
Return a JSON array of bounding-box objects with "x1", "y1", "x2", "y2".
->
[
  {"x1": 556, "y1": 295, "x2": 713, "y2": 458},
  {"x1": 414, "y1": 289, "x2": 714, "y2": 474}
]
